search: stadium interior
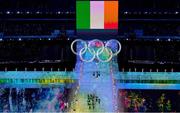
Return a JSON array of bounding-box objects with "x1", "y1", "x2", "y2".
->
[{"x1": 0, "y1": 0, "x2": 180, "y2": 112}]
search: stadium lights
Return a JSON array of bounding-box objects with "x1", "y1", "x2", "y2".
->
[
  {"x1": 175, "y1": 11, "x2": 179, "y2": 14},
  {"x1": 168, "y1": 38, "x2": 171, "y2": 41},
  {"x1": 17, "y1": 11, "x2": 20, "y2": 14},
  {"x1": 171, "y1": 68, "x2": 174, "y2": 72},
  {"x1": 36, "y1": 11, "x2": 40, "y2": 14},
  {"x1": 18, "y1": 38, "x2": 22, "y2": 41},
  {"x1": 150, "y1": 69, "x2": 152, "y2": 72},
  {"x1": 142, "y1": 68, "x2": 144, "y2": 72},
  {"x1": 156, "y1": 69, "x2": 159, "y2": 72},
  {"x1": 156, "y1": 38, "x2": 160, "y2": 41},
  {"x1": 58, "y1": 11, "x2": 61, "y2": 14},
  {"x1": 0, "y1": 38, "x2": 2, "y2": 41},
  {"x1": 124, "y1": 11, "x2": 128, "y2": 14},
  {"x1": 144, "y1": 12, "x2": 148, "y2": 14},
  {"x1": 6, "y1": 11, "x2": 10, "y2": 14}
]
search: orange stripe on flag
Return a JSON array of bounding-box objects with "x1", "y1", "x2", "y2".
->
[{"x1": 104, "y1": 1, "x2": 118, "y2": 29}]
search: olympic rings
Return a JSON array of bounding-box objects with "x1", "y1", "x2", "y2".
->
[
  {"x1": 71, "y1": 39, "x2": 87, "y2": 55},
  {"x1": 97, "y1": 47, "x2": 113, "y2": 62},
  {"x1": 71, "y1": 39, "x2": 121, "y2": 62},
  {"x1": 105, "y1": 39, "x2": 121, "y2": 56}
]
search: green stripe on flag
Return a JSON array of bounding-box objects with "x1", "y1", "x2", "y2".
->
[{"x1": 76, "y1": 1, "x2": 90, "y2": 29}]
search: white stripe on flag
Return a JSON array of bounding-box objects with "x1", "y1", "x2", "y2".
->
[{"x1": 90, "y1": 1, "x2": 104, "y2": 29}]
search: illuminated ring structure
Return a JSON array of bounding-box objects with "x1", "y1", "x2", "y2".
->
[{"x1": 71, "y1": 39, "x2": 121, "y2": 62}]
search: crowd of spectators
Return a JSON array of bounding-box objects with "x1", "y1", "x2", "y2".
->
[
  {"x1": 0, "y1": 39, "x2": 179, "y2": 65},
  {"x1": 0, "y1": 40, "x2": 75, "y2": 62},
  {"x1": 2, "y1": 24, "x2": 52, "y2": 36},
  {"x1": 119, "y1": 40, "x2": 180, "y2": 64},
  {"x1": 119, "y1": 22, "x2": 180, "y2": 36},
  {"x1": 0, "y1": 22, "x2": 73, "y2": 36},
  {"x1": 0, "y1": 22, "x2": 179, "y2": 36},
  {"x1": 0, "y1": 0, "x2": 75, "y2": 12}
]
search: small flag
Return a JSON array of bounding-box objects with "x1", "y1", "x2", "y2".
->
[{"x1": 76, "y1": 0, "x2": 118, "y2": 30}]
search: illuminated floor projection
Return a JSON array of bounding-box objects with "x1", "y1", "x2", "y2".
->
[
  {"x1": 1, "y1": 70, "x2": 180, "y2": 112},
  {"x1": 0, "y1": 71, "x2": 75, "y2": 88},
  {"x1": 1, "y1": 41, "x2": 180, "y2": 112},
  {"x1": 117, "y1": 72, "x2": 180, "y2": 90},
  {"x1": 0, "y1": 39, "x2": 121, "y2": 112},
  {"x1": 0, "y1": 72, "x2": 75, "y2": 112},
  {"x1": 70, "y1": 39, "x2": 120, "y2": 112},
  {"x1": 0, "y1": 88, "x2": 71, "y2": 112}
]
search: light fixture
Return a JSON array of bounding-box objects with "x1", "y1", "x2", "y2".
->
[
  {"x1": 156, "y1": 69, "x2": 159, "y2": 72},
  {"x1": 124, "y1": 11, "x2": 128, "y2": 14},
  {"x1": 142, "y1": 68, "x2": 144, "y2": 72},
  {"x1": 6, "y1": 11, "x2": 10, "y2": 14},
  {"x1": 17, "y1": 11, "x2": 20, "y2": 14},
  {"x1": 144, "y1": 12, "x2": 148, "y2": 14},
  {"x1": 36, "y1": 11, "x2": 40, "y2": 14},
  {"x1": 58, "y1": 11, "x2": 61, "y2": 14}
]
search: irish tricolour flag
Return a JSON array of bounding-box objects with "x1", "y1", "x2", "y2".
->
[{"x1": 76, "y1": 0, "x2": 118, "y2": 30}]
